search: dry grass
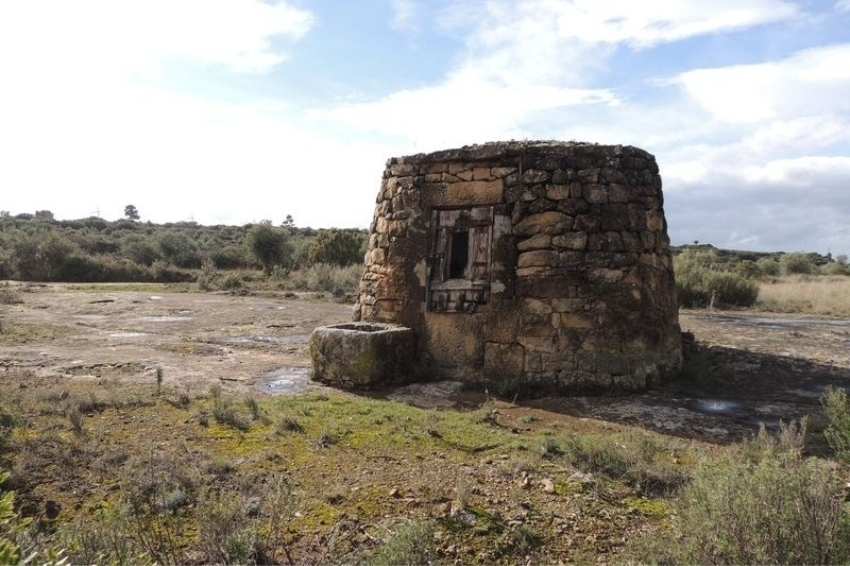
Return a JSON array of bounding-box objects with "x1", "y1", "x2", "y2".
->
[{"x1": 757, "y1": 275, "x2": 850, "y2": 316}]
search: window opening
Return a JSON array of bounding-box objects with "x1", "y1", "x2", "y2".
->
[{"x1": 449, "y1": 230, "x2": 469, "y2": 279}]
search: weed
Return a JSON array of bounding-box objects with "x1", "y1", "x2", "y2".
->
[
  {"x1": 0, "y1": 287, "x2": 23, "y2": 305},
  {"x1": 314, "y1": 430, "x2": 337, "y2": 449},
  {"x1": 155, "y1": 367, "x2": 164, "y2": 396},
  {"x1": 561, "y1": 432, "x2": 687, "y2": 495},
  {"x1": 243, "y1": 396, "x2": 261, "y2": 421},
  {"x1": 275, "y1": 416, "x2": 304, "y2": 434},
  {"x1": 455, "y1": 471, "x2": 473, "y2": 509},
  {"x1": 64, "y1": 402, "x2": 84, "y2": 434},
  {"x1": 823, "y1": 387, "x2": 850, "y2": 463},
  {"x1": 365, "y1": 519, "x2": 436, "y2": 566},
  {"x1": 208, "y1": 383, "x2": 222, "y2": 400},
  {"x1": 213, "y1": 398, "x2": 252, "y2": 431},
  {"x1": 58, "y1": 503, "x2": 152, "y2": 565},
  {"x1": 0, "y1": 469, "x2": 32, "y2": 565},
  {"x1": 637, "y1": 420, "x2": 849, "y2": 565},
  {"x1": 539, "y1": 436, "x2": 562, "y2": 459}
]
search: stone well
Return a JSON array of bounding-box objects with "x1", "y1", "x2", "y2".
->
[
  {"x1": 309, "y1": 322, "x2": 416, "y2": 387},
  {"x1": 351, "y1": 140, "x2": 682, "y2": 394}
]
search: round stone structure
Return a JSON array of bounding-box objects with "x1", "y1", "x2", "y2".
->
[{"x1": 353, "y1": 140, "x2": 682, "y2": 394}]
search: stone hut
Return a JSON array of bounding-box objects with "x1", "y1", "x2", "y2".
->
[{"x1": 351, "y1": 140, "x2": 681, "y2": 394}]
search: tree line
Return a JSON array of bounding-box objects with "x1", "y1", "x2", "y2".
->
[{"x1": 0, "y1": 211, "x2": 367, "y2": 283}]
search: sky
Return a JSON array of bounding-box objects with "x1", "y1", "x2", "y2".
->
[{"x1": 1, "y1": 0, "x2": 849, "y2": 254}]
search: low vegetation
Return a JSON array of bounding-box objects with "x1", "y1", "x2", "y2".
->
[
  {"x1": 1, "y1": 362, "x2": 850, "y2": 564},
  {"x1": 674, "y1": 245, "x2": 850, "y2": 313},
  {"x1": 0, "y1": 212, "x2": 367, "y2": 292}
]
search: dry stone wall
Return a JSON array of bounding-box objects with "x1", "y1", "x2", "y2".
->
[{"x1": 353, "y1": 141, "x2": 682, "y2": 394}]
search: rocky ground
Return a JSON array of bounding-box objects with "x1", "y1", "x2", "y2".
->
[
  {"x1": 2, "y1": 283, "x2": 848, "y2": 444},
  {"x1": 2, "y1": 283, "x2": 849, "y2": 562}
]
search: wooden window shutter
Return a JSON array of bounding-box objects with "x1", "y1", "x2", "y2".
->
[{"x1": 428, "y1": 206, "x2": 493, "y2": 313}]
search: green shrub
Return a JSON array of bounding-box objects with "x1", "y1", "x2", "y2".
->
[
  {"x1": 674, "y1": 248, "x2": 758, "y2": 308},
  {"x1": 245, "y1": 221, "x2": 292, "y2": 275},
  {"x1": 640, "y1": 421, "x2": 850, "y2": 565},
  {"x1": 560, "y1": 432, "x2": 687, "y2": 495},
  {"x1": 676, "y1": 268, "x2": 758, "y2": 308},
  {"x1": 780, "y1": 252, "x2": 815, "y2": 275},
  {"x1": 308, "y1": 229, "x2": 366, "y2": 266},
  {"x1": 0, "y1": 470, "x2": 31, "y2": 566},
  {"x1": 823, "y1": 387, "x2": 850, "y2": 464},
  {"x1": 365, "y1": 520, "x2": 436, "y2": 566},
  {"x1": 756, "y1": 256, "x2": 781, "y2": 276}
]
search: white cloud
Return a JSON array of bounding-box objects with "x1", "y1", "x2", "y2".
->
[
  {"x1": 0, "y1": 0, "x2": 314, "y2": 78},
  {"x1": 314, "y1": 77, "x2": 619, "y2": 150},
  {"x1": 438, "y1": 0, "x2": 799, "y2": 87},
  {"x1": 837, "y1": 0, "x2": 850, "y2": 12},
  {"x1": 677, "y1": 44, "x2": 850, "y2": 123},
  {"x1": 389, "y1": 0, "x2": 419, "y2": 31}
]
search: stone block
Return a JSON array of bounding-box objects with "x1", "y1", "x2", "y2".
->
[
  {"x1": 646, "y1": 209, "x2": 665, "y2": 231},
  {"x1": 310, "y1": 323, "x2": 416, "y2": 387},
  {"x1": 483, "y1": 342, "x2": 524, "y2": 378},
  {"x1": 522, "y1": 297, "x2": 552, "y2": 314},
  {"x1": 517, "y1": 233, "x2": 552, "y2": 251},
  {"x1": 557, "y1": 313, "x2": 594, "y2": 329},
  {"x1": 518, "y1": 250, "x2": 559, "y2": 268},
  {"x1": 513, "y1": 211, "x2": 574, "y2": 236},
  {"x1": 522, "y1": 169, "x2": 551, "y2": 184},
  {"x1": 546, "y1": 184, "x2": 571, "y2": 200},
  {"x1": 473, "y1": 166, "x2": 492, "y2": 181},
  {"x1": 552, "y1": 232, "x2": 587, "y2": 250},
  {"x1": 577, "y1": 168, "x2": 599, "y2": 183},
  {"x1": 584, "y1": 185, "x2": 608, "y2": 204}
]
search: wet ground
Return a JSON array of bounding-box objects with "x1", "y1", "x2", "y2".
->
[{"x1": 2, "y1": 285, "x2": 849, "y2": 444}]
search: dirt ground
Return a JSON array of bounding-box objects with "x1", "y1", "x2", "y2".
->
[{"x1": 3, "y1": 283, "x2": 850, "y2": 445}]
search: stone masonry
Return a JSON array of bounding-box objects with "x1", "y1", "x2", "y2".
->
[{"x1": 353, "y1": 140, "x2": 682, "y2": 394}]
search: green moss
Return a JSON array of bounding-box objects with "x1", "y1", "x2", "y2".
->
[{"x1": 626, "y1": 496, "x2": 669, "y2": 519}]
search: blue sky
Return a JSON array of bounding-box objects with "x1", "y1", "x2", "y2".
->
[{"x1": 1, "y1": 0, "x2": 849, "y2": 253}]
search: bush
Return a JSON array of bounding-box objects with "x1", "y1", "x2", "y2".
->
[
  {"x1": 245, "y1": 221, "x2": 292, "y2": 275},
  {"x1": 780, "y1": 252, "x2": 815, "y2": 275},
  {"x1": 560, "y1": 432, "x2": 687, "y2": 495},
  {"x1": 640, "y1": 421, "x2": 850, "y2": 565},
  {"x1": 676, "y1": 268, "x2": 758, "y2": 308},
  {"x1": 1, "y1": 470, "x2": 31, "y2": 565},
  {"x1": 308, "y1": 229, "x2": 366, "y2": 266},
  {"x1": 365, "y1": 520, "x2": 436, "y2": 566},
  {"x1": 823, "y1": 386, "x2": 850, "y2": 464}
]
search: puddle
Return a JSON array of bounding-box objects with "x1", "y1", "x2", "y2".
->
[
  {"x1": 688, "y1": 398, "x2": 744, "y2": 414},
  {"x1": 256, "y1": 366, "x2": 312, "y2": 394},
  {"x1": 139, "y1": 316, "x2": 193, "y2": 322},
  {"x1": 386, "y1": 381, "x2": 469, "y2": 409},
  {"x1": 108, "y1": 332, "x2": 147, "y2": 338},
  {"x1": 722, "y1": 315, "x2": 850, "y2": 329},
  {"x1": 228, "y1": 334, "x2": 309, "y2": 345}
]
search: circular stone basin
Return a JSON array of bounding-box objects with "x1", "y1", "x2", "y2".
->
[{"x1": 309, "y1": 322, "x2": 416, "y2": 387}]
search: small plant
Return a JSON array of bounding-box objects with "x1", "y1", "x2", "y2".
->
[
  {"x1": 275, "y1": 416, "x2": 303, "y2": 434},
  {"x1": 212, "y1": 398, "x2": 251, "y2": 431},
  {"x1": 366, "y1": 520, "x2": 436, "y2": 566},
  {"x1": 0, "y1": 470, "x2": 32, "y2": 565},
  {"x1": 539, "y1": 436, "x2": 562, "y2": 459},
  {"x1": 823, "y1": 387, "x2": 850, "y2": 463},
  {"x1": 155, "y1": 366, "x2": 164, "y2": 396},
  {"x1": 638, "y1": 420, "x2": 849, "y2": 565},
  {"x1": 243, "y1": 396, "x2": 261, "y2": 421},
  {"x1": 65, "y1": 402, "x2": 84, "y2": 434},
  {"x1": 219, "y1": 273, "x2": 244, "y2": 291},
  {"x1": 454, "y1": 471, "x2": 473, "y2": 509},
  {"x1": 208, "y1": 383, "x2": 222, "y2": 400}
]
